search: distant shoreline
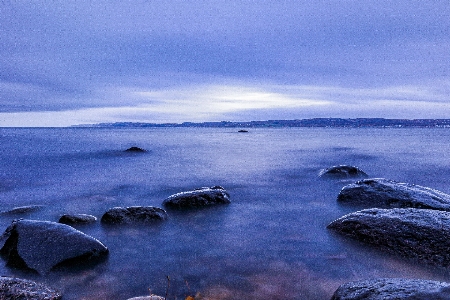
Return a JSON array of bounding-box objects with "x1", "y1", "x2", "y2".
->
[{"x1": 74, "y1": 118, "x2": 450, "y2": 128}]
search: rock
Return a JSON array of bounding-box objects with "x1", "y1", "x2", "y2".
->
[
  {"x1": 0, "y1": 277, "x2": 62, "y2": 300},
  {"x1": 238, "y1": 129, "x2": 249, "y2": 133},
  {"x1": 59, "y1": 214, "x2": 97, "y2": 225},
  {"x1": 127, "y1": 295, "x2": 165, "y2": 300},
  {"x1": 0, "y1": 219, "x2": 109, "y2": 274},
  {"x1": 0, "y1": 205, "x2": 44, "y2": 215},
  {"x1": 327, "y1": 208, "x2": 450, "y2": 267},
  {"x1": 162, "y1": 186, "x2": 231, "y2": 209},
  {"x1": 319, "y1": 165, "x2": 368, "y2": 179},
  {"x1": 101, "y1": 206, "x2": 168, "y2": 224},
  {"x1": 337, "y1": 178, "x2": 450, "y2": 210},
  {"x1": 331, "y1": 278, "x2": 450, "y2": 300},
  {"x1": 125, "y1": 146, "x2": 146, "y2": 152}
]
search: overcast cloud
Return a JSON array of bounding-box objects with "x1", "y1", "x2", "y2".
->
[{"x1": 0, "y1": 0, "x2": 449, "y2": 126}]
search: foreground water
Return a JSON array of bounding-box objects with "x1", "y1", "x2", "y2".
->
[{"x1": 0, "y1": 127, "x2": 450, "y2": 299}]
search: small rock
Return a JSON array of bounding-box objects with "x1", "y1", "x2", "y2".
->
[
  {"x1": 101, "y1": 206, "x2": 168, "y2": 224},
  {"x1": 0, "y1": 277, "x2": 62, "y2": 300},
  {"x1": 337, "y1": 178, "x2": 450, "y2": 210},
  {"x1": 125, "y1": 146, "x2": 146, "y2": 152},
  {"x1": 0, "y1": 219, "x2": 109, "y2": 274},
  {"x1": 319, "y1": 165, "x2": 368, "y2": 179},
  {"x1": 127, "y1": 295, "x2": 165, "y2": 300},
  {"x1": 327, "y1": 208, "x2": 450, "y2": 267},
  {"x1": 59, "y1": 214, "x2": 97, "y2": 225},
  {"x1": 331, "y1": 278, "x2": 450, "y2": 300},
  {"x1": 0, "y1": 205, "x2": 44, "y2": 215},
  {"x1": 162, "y1": 186, "x2": 231, "y2": 209}
]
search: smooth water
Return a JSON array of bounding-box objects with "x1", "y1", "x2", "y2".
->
[{"x1": 1, "y1": 127, "x2": 450, "y2": 299}]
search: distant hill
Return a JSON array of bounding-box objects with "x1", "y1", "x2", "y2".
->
[{"x1": 78, "y1": 118, "x2": 450, "y2": 128}]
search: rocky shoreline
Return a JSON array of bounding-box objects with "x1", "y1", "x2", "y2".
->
[{"x1": 2, "y1": 163, "x2": 450, "y2": 299}]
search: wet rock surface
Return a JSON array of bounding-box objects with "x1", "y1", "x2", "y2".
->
[
  {"x1": 0, "y1": 205, "x2": 44, "y2": 215},
  {"x1": 319, "y1": 165, "x2": 368, "y2": 179},
  {"x1": 331, "y1": 278, "x2": 450, "y2": 300},
  {"x1": 327, "y1": 208, "x2": 450, "y2": 267},
  {"x1": 59, "y1": 214, "x2": 97, "y2": 225},
  {"x1": 0, "y1": 277, "x2": 62, "y2": 300},
  {"x1": 0, "y1": 219, "x2": 109, "y2": 274},
  {"x1": 162, "y1": 186, "x2": 231, "y2": 209},
  {"x1": 125, "y1": 146, "x2": 147, "y2": 152},
  {"x1": 101, "y1": 206, "x2": 168, "y2": 224},
  {"x1": 337, "y1": 178, "x2": 450, "y2": 210}
]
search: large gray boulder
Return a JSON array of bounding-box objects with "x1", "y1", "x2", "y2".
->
[
  {"x1": 337, "y1": 178, "x2": 450, "y2": 210},
  {"x1": 327, "y1": 208, "x2": 450, "y2": 267},
  {"x1": 331, "y1": 278, "x2": 450, "y2": 300},
  {"x1": 319, "y1": 165, "x2": 368, "y2": 179},
  {"x1": 162, "y1": 186, "x2": 231, "y2": 209},
  {"x1": 0, "y1": 277, "x2": 62, "y2": 300},
  {"x1": 101, "y1": 206, "x2": 168, "y2": 224},
  {"x1": 0, "y1": 219, "x2": 109, "y2": 274}
]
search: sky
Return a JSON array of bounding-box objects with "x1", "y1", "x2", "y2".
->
[{"x1": 0, "y1": 0, "x2": 449, "y2": 126}]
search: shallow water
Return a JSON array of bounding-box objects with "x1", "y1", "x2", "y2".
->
[{"x1": 1, "y1": 127, "x2": 450, "y2": 299}]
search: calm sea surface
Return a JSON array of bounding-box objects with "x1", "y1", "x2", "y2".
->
[{"x1": 1, "y1": 127, "x2": 450, "y2": 299}]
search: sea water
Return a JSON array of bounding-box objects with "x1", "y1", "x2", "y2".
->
[{"x1": 0, "y1": 127, "x2": 450, "y2": 299}]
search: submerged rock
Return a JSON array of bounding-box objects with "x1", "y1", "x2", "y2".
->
[
  {"x1": 319, "y1": 165, "x2": 368, "y2": 179},
  {"x1": 337, "y1": 178, "x2": 450, "y2": 210},
  {"x1": 125, "y1": 146, "x2": 146, "y2": 153},
  {"x1": 59, "y1": 214, "x2": 97, "y2": 225},
  {"x1": 0, "y1": 219, "x2": 109, "y2": 274},
  {"x1": 327, "y1": 208, "x2": 450, "y2": 267},
  {"x1": 162, "y1": 186, "x2": 231, "y2": 209},
  {"x1": 0, "y1": 277, "x2": 62, "y2": 300},
  {"x1": 331, "y1": 278, "x2": 450, "y2": 300},
  {"x1": 101, "y1": 206, "x2": 168, "y2": 224},
  {"x1": 0, "y1": 205, "x2": 44, "y2": 215}
]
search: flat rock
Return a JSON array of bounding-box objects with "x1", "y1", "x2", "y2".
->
[
  {"x1": 0, "y1": 205, "x2": 44, "y2": 215},
  {"x1": 337, "y1": 178, "x2": 450, "y2": 210},
  {"x1": 127, "y1": 296, "x2": 165, "y2": 300},
  {"x1": 162, "y1": 186, "x2": 231, "y2": 209},
  {"x1": 0, "y1": 277, "x2": 62, "y2": 300},
  {"x1": 331, "y1": 278, "x2": 450, "y2": 300},
  {"x1": 0, "y1": 219, "x2": 109, "y2": 274},
  {"x1": 101, "y1": 206, "x2": 168, "y2": 224},
  {"x1": 59, "y1": 214, "x2": 97, "y2": 225},
  {"x1": 327, "y1": 208, "x2": 450, "y2": 266},
  {"x1": 319, "y1": 165, "x2": 368, "y2": 179}
]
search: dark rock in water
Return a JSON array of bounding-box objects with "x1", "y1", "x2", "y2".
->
[
  {"x1": 331, "y1": 278, "x2": 450, "y2": 300},
  {"x1": 327, "y1": 208, "x2": 450, "y2": 267},
  {"x1": 59, "y1": 214, "x2": 97, "y2": 225},
  {"x1": 162, "y1": 186, "x2": 231, "y2": 209},
  {"x1": 101, "y1": 206, "x2": 168, "y2": 224},
  {"x1": 0, "y1": 219, "x2": 109, "y2": 274},
  {"x1": 125, "y1": 146, "x2": 146, "y2": 152},
  {"x1": 337, "y1": 178, "x2": 450, "y2": 210},
  {"x1": 0, "y1": 205, "x2": 44, "y2": 215},
  {"x1": 319, "y1": 165, "x2": 368, "y2": 179},
  {"x1": 238, "y1": 129, "x2": 249, "y2": 133},
  {"x1": 0, "y1": 277, "x2": 62, "y2": 300}
]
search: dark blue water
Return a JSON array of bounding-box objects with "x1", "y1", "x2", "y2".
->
[{"x1": 1, "y1": 127, "x2": 450, "y2": 299}]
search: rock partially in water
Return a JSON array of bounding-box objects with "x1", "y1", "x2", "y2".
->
[
  {"x1": 0, "y1": 205, "x2": 44, "y2": 215},
  {"x1": 337, "y1": 178, "x2": 450, "y2": 210},
  {"x1": 162, "y1": 186, "x2": 231, "y2": 209},
  {"x1": 127, "y1": 295, "x2": 165, "y2": 300},
  {"x1": 319, "y1": 165, "x2": 368, "y2": 179},
  {"x1": 327, "y1": 208, "x2": 450, "y2": 267},
  {"x1": 331, "y1": 278, "x2": 450, "y2": 300},
  {"x1": 0, "y1": 219, "x2": 109, "y2": 274},
  {"x1": 59, "y1": 214, "x2": 97, "y2": 225},
  {"x1": 0, "y1": 277, "x2": 62, "y2": 300},
  {"x1": 125, "y1": 146, "x2": 147, "y2": 153},
  {"x1": 101, "y1": 206, "x2": 168, "y2": 224}
]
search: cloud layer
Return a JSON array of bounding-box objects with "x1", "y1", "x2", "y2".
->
[{"x1": 1, "y1": 1, "x2": 449, "y2": 126}]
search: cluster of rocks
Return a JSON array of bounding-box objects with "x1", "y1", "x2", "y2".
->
[
  {"x1": 0, "y1": 185, "x2": 230, "y2": 299},
  {"x1": 325, "y1": 165, "x2": 450, "y2": 299}
]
